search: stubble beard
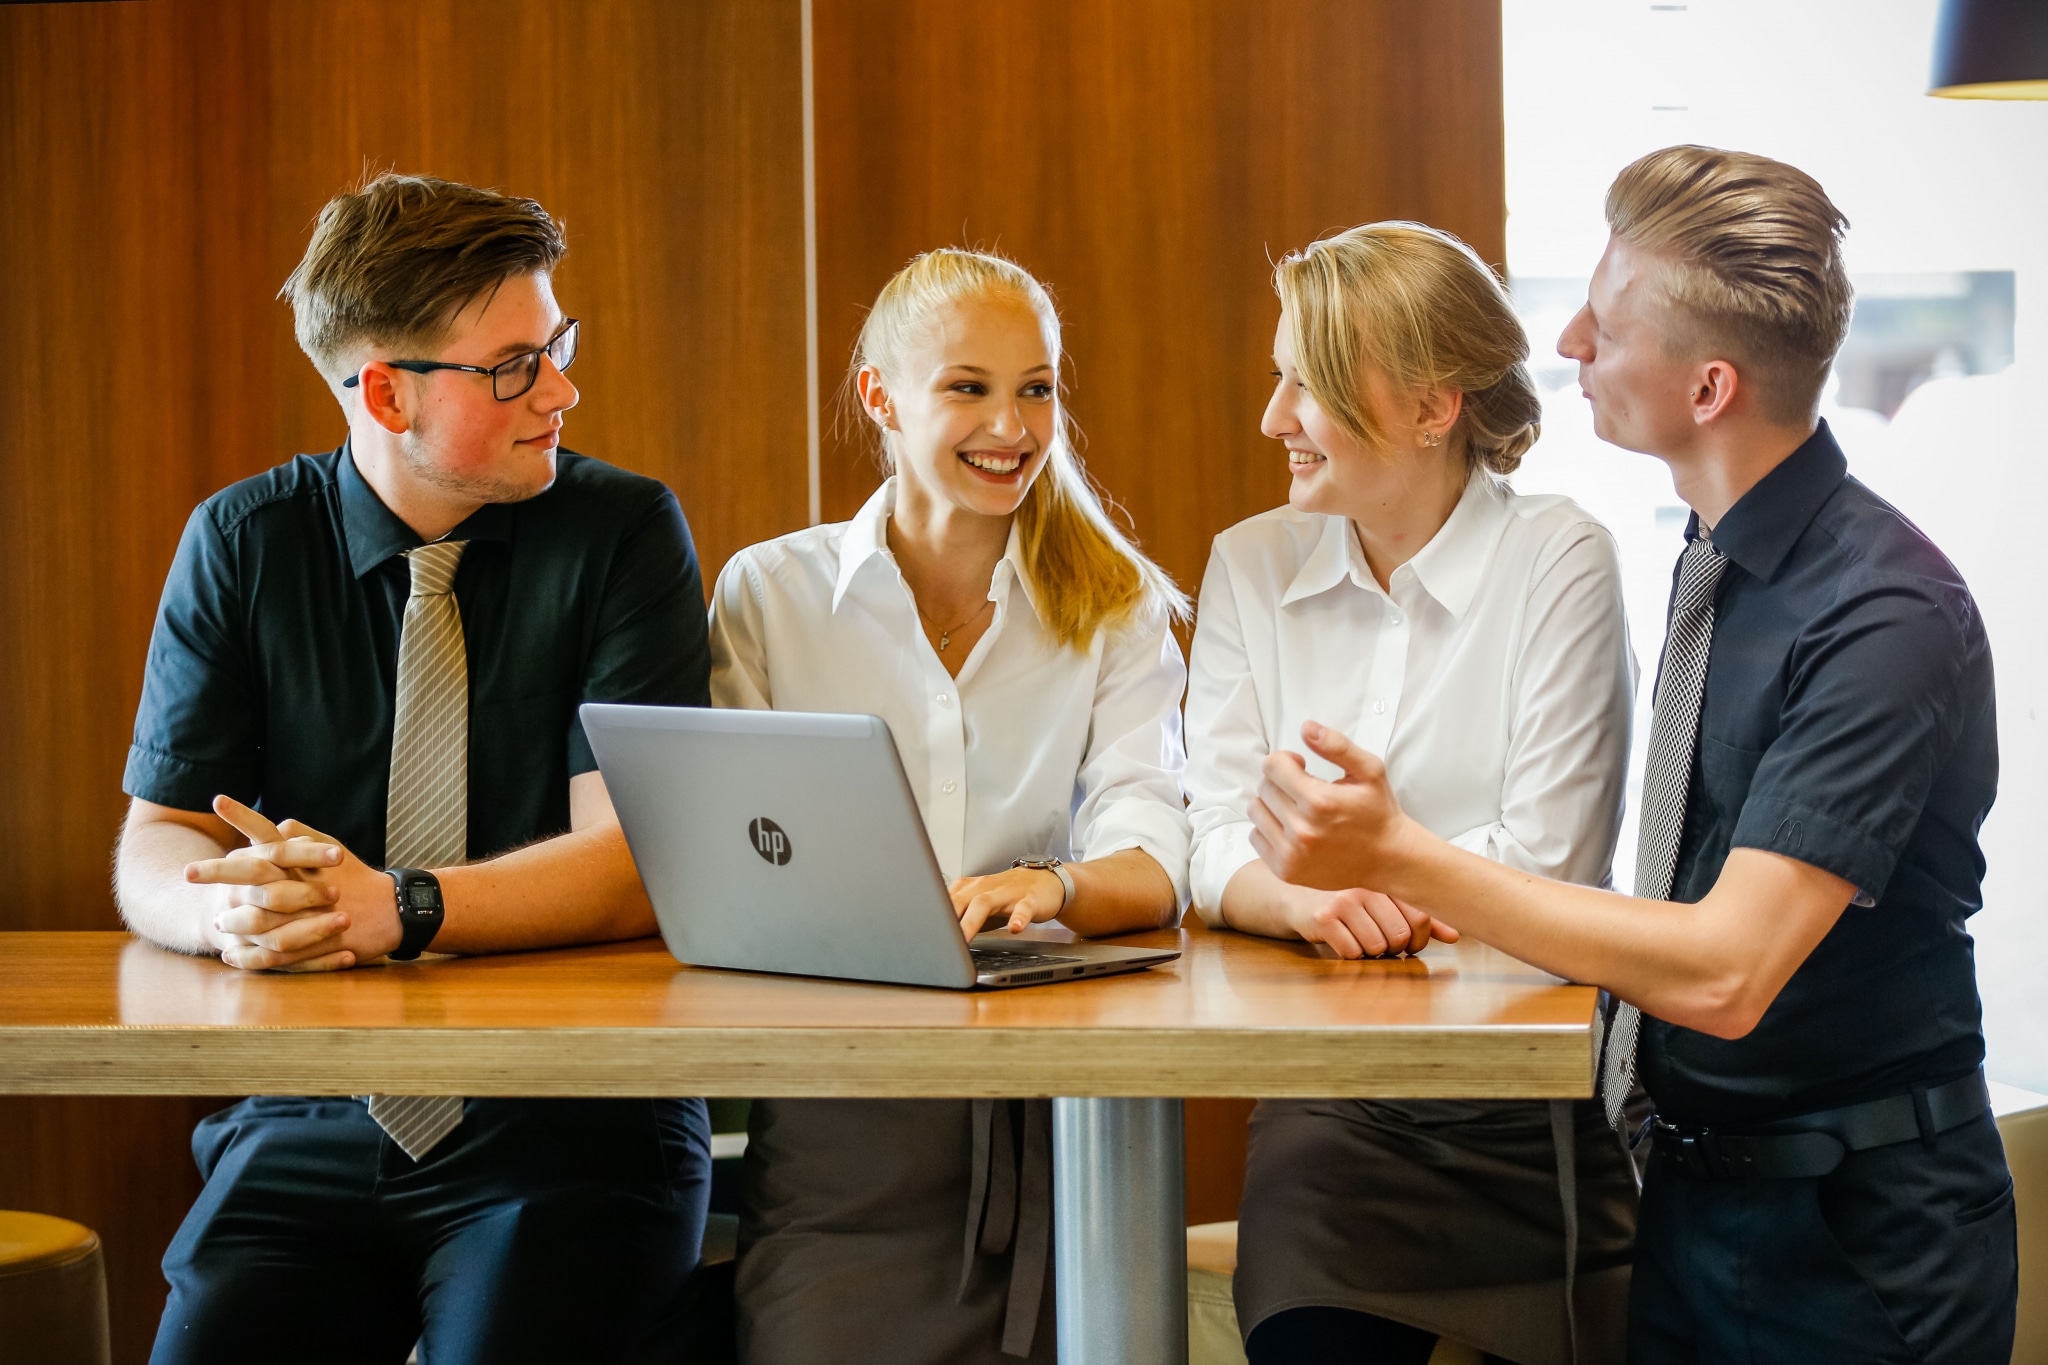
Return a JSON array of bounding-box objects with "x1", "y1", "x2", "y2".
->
[{"x1": 400, "y1": 425, "x2": 553, "y2": 505}]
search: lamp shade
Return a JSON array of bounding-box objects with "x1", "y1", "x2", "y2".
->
[{"x1": 1931, "y1": 0, "x2": 2048, "y2": 98}]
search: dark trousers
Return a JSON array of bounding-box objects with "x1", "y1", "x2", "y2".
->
[
  {"x1": 1629, "y1": 1111, "x2": 2017, "y2": 1364},
  {"x1": 151, "y1": 1096, "x2": 711, "y2": 1365}
]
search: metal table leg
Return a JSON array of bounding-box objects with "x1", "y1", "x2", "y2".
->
[{"x1": 1053, "y1": 1097, "x2": 1187, "y2": 1363}]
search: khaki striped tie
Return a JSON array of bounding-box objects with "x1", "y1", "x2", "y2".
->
[{"x1": 366, "y1": 540, "x2": 470, "y2": 1160}]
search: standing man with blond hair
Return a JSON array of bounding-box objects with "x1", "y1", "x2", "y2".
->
[
  {"x1": 119, "y1": 173, "x2": 712, "y2": 1364},
  {"x1": 1248, "y1": 145, "x2": 2016, "y2": 1362}
]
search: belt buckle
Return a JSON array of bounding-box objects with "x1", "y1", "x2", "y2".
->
[{"x1": 1656, "y1": 1117, "x2": 1723, "y2": 1180}]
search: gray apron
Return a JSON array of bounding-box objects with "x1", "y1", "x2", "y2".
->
[
  {"x1": 737, "y1": 1098, "x2": 1056, "y2": 1364},
  {"x1": 1233, "y1": 1098, "x2": 1638, "y2": 1365}
]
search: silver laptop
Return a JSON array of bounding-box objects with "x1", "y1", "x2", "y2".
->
[{"x1": 581, "y1": 704, "x2": 1181, "y2": 989}]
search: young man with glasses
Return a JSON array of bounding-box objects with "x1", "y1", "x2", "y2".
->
[
  {"x1": 1246, "y1": 146, "x2": 2015, "y2": 1363},
  {"x1": 117, "y1": 174, "x2": 713, "y2": 1365}
]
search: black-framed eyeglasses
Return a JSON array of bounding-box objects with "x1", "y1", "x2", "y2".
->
[{"x1": 343, "y1": 318, "x2": 579, "y2": 401}]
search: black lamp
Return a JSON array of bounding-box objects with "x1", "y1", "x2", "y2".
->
[{"x1": 1930, "y1": 0, "x2": 2048, "y2": 98}]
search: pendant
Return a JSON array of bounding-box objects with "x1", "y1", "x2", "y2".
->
[{"x1": 939, "y1": 632, "x2": 951, "y2": 652}]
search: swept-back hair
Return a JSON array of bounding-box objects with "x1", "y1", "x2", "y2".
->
[{"x1": 851, "y1": 248, "x2": 1187, "y2": 649}]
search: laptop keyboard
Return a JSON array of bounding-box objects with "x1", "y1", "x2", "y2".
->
[{"x1": 971, "y1": 946, "x2": 1086, "y2": 973}]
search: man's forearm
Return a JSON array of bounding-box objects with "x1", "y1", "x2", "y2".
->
[
  {"x1": 430, "y1": 823, "x2": 655, "y2": 955},
  {"x1": 116, "y1": 816, "x2": 231, "y2": 956},
  {"x1": 1376, "y1": 824, "x2": 1847, "y2": 1038}
]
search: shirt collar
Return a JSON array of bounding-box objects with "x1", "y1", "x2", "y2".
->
[
  {"x1": 832, "y1": 476, "x2": 1045, "y2": 624},
  {"x1": 339, "y1": 439, "x2": 515, "y2": 579},
  {"x1": 1280, "y1": 468, "x2": 1507, "y2": 621},
  {"x1": 1692, "y1": 420, "x2": 1847, "y2": 582}
]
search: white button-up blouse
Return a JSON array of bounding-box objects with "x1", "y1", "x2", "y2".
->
[
  {"x1": 1184, "y1": 470, "x2": 1637, "y2": 922},
  {"x1": 708, "y1": 479, "x2": 1193, "y2": 906}
]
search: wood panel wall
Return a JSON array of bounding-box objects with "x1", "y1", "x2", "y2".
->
[
  {"x1": 0, "y1": 2, "x2": 805, "y2": 1358},
  {"x1": 1, "y1": 1, "x2": 1503, "y2": 1358},
  {"x1": 810, "y1": 0, "x2": 1508, "y2": 595}
]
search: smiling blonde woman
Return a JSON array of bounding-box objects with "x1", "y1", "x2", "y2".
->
[
  {"x1": 709, "y1": 248, "x2": 1189, "y2": 1364},
  {"x1": 1184, "y1": 223, "x2": 1641, "y2": 1365}
]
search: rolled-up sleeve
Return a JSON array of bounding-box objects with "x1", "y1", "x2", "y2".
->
[
  {"x1": 1183, "y1": 546, "x2": 1266, "y2": 924},
  {"x1": 1443, "y1": 524, "x2": 1636, "y2": 886},
  {"x1": 123, "y1": 505, "x2": 264, "y2": 812},
  {"x1": 1070, "y1": 610, "x2": 1193, "y2": 911}
]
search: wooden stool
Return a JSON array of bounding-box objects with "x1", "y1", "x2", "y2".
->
[{"x1": 0, "y1": 1211, "x2": 111, "y2": 1365}]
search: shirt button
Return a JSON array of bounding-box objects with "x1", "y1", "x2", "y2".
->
[
  {"x1": 942, "y1": 781, "x2": 958, "y2": 795},
  {"x1": 1390, "y1": 615, "x2": 1403, "y2": 626},
  {"x1": 1373, "y1": 700, "x2": 1387, "y2": 715},
  {"x1": 937, "y1": 693, "x2": 954, "y2": 707}
]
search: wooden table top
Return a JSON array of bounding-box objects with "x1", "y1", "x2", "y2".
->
[{"x1": 0, "y1": 922, "x2": 1596, "y2": 1099}]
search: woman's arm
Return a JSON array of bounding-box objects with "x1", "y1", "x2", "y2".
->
[
  {"x1": 706, "y1": 553, "x2": 773, "y2": 710},
  {"x1": 952, "y1": 846, "x2": 1176, "y2": 938},
  {"x1": 955, "y1": 608, "x2": 1192, "y2": 939},
  {"x1": 1442, "y1": 522, "x2": 1637, "y2": 884}
]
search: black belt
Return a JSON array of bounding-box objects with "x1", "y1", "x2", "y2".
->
[{"x1": 1649, "y1": 1067, "x2": 1989, "y2": 1180}]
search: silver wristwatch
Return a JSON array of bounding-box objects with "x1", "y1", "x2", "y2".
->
[{"x1": 1011, "y1": 857, "x2": 1075, "y2": 910}]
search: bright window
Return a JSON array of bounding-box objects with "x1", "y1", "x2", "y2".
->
[{"x1": 1503, "y1": 0, "x2": 2048, "y2": 1090}]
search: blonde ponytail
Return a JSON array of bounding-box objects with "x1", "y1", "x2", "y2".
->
[{"x1": 851, "y1": 248, "x2": 1187, "y2": 648}]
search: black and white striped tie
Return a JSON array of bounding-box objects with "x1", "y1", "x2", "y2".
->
[
  {"x1": 1600, "y1": 531, "x2": 1728, "y2": 1131},
  {"x1": 366, "y1": 541, "x2": 470, "y2": 1161}
]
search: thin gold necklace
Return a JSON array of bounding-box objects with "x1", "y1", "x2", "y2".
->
[{"x1": 915, "y1": 596, "x2": 993, "y2": 652}]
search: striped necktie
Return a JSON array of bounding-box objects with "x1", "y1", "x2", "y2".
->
[
  {"x1": 366, "y1": 540, "x2": 470, "y2": 1161},
  {"x1": 1599, "y1": 532, "x2": 1728, "y2": 1131}
]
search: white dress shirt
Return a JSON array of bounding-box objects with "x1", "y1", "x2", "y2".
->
[
  {"x1": 1184, "y1": 470, "x2": 1637, "y2": 922},
  {"x1": 709, "y1": 479, "x2": 1192, "y2": 906}
]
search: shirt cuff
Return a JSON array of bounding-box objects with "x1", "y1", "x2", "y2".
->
[
  {"x1": 1077, "y1": 797, "x2": 1192, "y2": 916},
  {"x1": 1189, "y1": 822, "x2": 1260, "y2": 927}
]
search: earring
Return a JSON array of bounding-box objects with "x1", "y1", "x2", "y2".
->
[{"x1": 1419, "y1": 431, "x2": 1443, "y2": 448}]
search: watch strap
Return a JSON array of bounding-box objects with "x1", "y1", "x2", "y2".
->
[{"x1": 1011, "y1": 857, "x2": 1075, "y2": 911}]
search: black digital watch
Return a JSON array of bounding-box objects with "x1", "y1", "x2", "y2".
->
[{"x1": 386, "y1": 868, "x2": 445, "y2": 961}]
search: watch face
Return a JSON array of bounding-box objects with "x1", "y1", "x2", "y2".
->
[{"x1": 406, "y1": 883, "x2": 438, "y2": 909}]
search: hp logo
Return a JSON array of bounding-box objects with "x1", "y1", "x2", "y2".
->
[{"x1": 748, "y1": 817, "x2": 792, "y2": 866}]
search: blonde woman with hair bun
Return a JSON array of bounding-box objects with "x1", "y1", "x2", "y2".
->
[
  {"x1": 709, "y1": 247, "x2": 1190, "y2": 1364},
  {"x1": 1183, "y1": 223, "x2": 1640, "y2": 1364}
]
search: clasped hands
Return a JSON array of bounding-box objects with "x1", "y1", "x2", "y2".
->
[
  {"x1": 1251, "y1": 720, "x2": 1460, "y2": 958},
  {"x1": 188, "y1": 795, "x2": 403, "y2": 972}
]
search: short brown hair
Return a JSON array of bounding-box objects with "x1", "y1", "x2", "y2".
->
[
  {"x1": 281, "y1": 173, "x2": 566, "y2": 384},
  {"x1": 1275, "y1": 222, "x2": 1542, "y2": 476},
  {"x1": 1606, "y1": 146, "x2": 1852, "y2": 423}
]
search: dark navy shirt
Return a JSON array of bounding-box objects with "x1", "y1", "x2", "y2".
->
[
  {"x1": 1640, "y1": 422, "x2": 1997, "y2": 1127},
  {"x1": 123, "y1": 444, "x2": 709, "y2": 868}
]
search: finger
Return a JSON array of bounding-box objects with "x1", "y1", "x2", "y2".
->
[
  {"x1": 1370, "y1": 890, "x2": 1426, "y2": 954},
  {"x1": 1299, "y1": 721, "x2": 1384, "y2": 785},
  {"x1": 1428, "y1": 915, "x2": 1462, "y2": 943},
  {"x1": 239, "y1": 911, "x2": 351, "y2": 955},
  {"x1": 1308, "y1": 908, "x2": 1365, "y2": 959},
  {"x1": 273, "y1": 818, "x2": 342, "y2": 847},
  {"x1": 213, "y1": 794, "x2": 284, "y2": 847},
  {"x1": 1334, "y1": 902, "x2": 1390, "y2": 956},
  {"x1": 273, "y1": 949, "x2": 359, "y2": 974},
  {"x1": 214, "y1": 902, "x2": 343, "y2": 938},
  {"x1": 1355, "y1": 891, "x2": 1413, "y2": 954},
  {"x1": 185, "y1": 853, "x2": 294, "y2": 887},
  {"x1": 219, "y1": 935, "x2": 350, "y2": 971},
  {"x1": 1258, "y1": 755, "x2": 1318, "y2": 812},
  {"x1": 242, "y1": 837, "x2": 343, "y2": 871},
  {"x1": 223, "y1": 880, "x2": 341, "y2": 915},
  {"x1": 959, "y1": 892, "x2": 1005, "y2": 939}
]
